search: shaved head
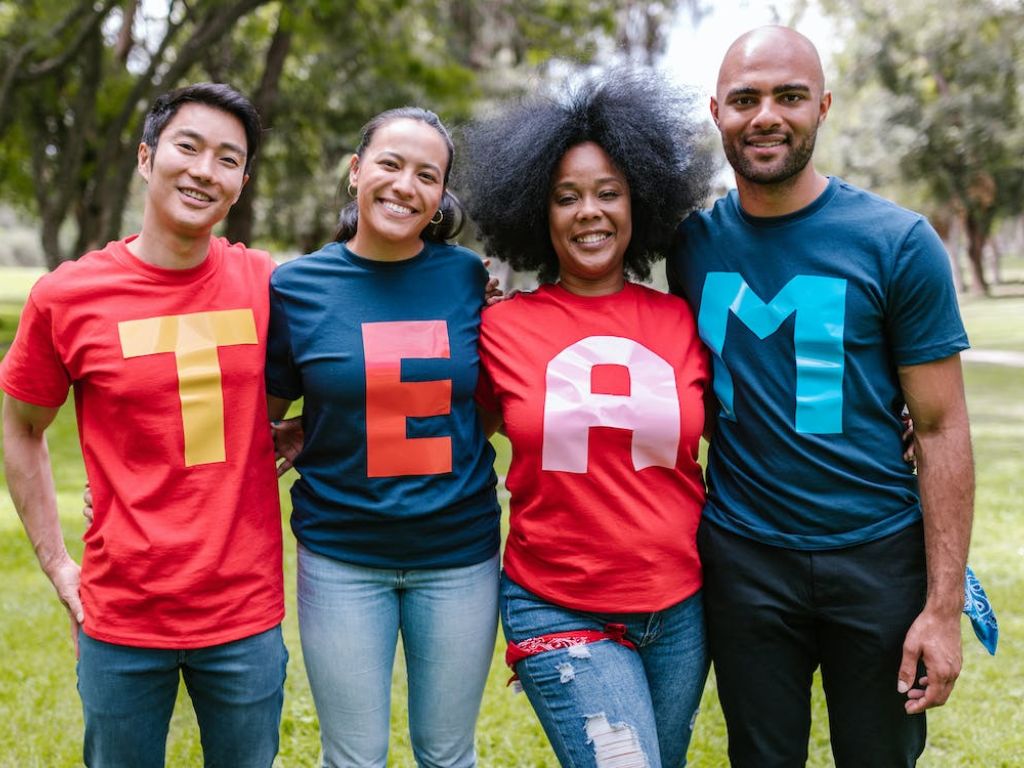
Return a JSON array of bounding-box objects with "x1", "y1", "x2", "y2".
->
[
  {"x1": 717, "y1": 26, "x2": 826, "y2": 100},
  {"x1": 711, "y1": 25, "x2": 832, "y2": 211}
]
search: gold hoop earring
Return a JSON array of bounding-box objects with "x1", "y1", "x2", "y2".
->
[
  {"x1": 347, "y1": 183, "x2": 357, "y2": 198},
  {"x1": 430, "y1": 209, "x2": 444, "y2": 226}
]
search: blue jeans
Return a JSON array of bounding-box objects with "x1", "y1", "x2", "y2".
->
[
  {"x1": 500, "y1": 574, "x2": 708, "y2": 768},
  {"x1": 297, "y1": 544, "x2": 499, "y2": 768},
  {"x1": 77, "y1": 625, "x2": 287, "y2": 768}
]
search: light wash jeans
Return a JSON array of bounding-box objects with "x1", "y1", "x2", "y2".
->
[
  {"x1": 500, "y1": 574, "x2": 708, "y2": 768},
  {"x1": 297, "y1": 544, "x2": 499, "y2": 768},
  {"x1": 76, "y1": 625, "x2": 287, "y2": 768}
]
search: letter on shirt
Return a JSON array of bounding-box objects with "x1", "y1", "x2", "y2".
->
[
  {"x1": 362, "y1": 320, "x2": 452, "y2": 477},
  {"x1": 698, "y1": 273, "x2": 847, "y2": 433},
  {"x1": 542, "y1": 335, "x2": 680, "y2": 473},
  {"x1": 119, "y1": 309, "x2": 258, "y2": 466}
]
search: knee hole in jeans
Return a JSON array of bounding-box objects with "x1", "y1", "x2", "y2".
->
[{"x1": 584, "y1": 714, "x2": 651, "y2": 768}]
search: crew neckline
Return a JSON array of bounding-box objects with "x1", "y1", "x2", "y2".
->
[
  {"x1": 111, "y1": 235, "x2": 221, "y2": 284},
  {"x1": 547, "y1": 279, "x2": 634, "y2": 305},
  {"x1": 733, "y1": 176, "x2": 841, "y2": 228},
  {"x1": 338, "y1": 240, "x2": 430, "y2": 269}
]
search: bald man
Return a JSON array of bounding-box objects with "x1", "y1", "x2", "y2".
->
[{"x1": 667, "y1": 26, "x2": 973, "y2": 767}]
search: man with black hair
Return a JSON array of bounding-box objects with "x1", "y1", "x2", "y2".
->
[
  {"x1": 1, "y1": 83, "x2": 286, "y2": 768},
  {"x1": 668, "y1": 26, "x2": 974, "y2": 767}
]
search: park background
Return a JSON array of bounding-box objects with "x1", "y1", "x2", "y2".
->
[{"x1": 1, "y1": 0, "x2": 1022, "y2": 764}]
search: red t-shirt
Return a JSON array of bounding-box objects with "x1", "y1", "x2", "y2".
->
[
  {"x1": 0, "y1": 236, "x2": 284, "y2": 648},
  {"x1": 477, "y1": 282, "x2": 708, "y2": 612}
]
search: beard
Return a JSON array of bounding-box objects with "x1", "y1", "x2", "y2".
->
[{"x1": 725, "y1": 128, "x2": 818, "y2": 186}]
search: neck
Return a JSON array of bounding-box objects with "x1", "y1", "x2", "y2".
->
[
  {"x1": 558, "y1": 271, "x2": 625, "y2": 297},
  {"x1": 128, "y1": 221, "x2": 212, "y2": 270},
  {"x1": 735, "y1": 167, "x2": 829, "y2": 218},
  {"x1": 347, "y1": 231, "x2": 424, "y2": 262}
]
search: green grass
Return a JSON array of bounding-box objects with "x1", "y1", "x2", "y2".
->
[{"x1": 0, "y1": 272, "x2": 1021, "y2": 766}]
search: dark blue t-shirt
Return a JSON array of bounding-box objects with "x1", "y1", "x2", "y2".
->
[
  {"x1": 668, "y1": 177, "x2": 969, "y2": 549},
  {"x1": 267, "y1": 239, "x2": 499, "y2": 568}
]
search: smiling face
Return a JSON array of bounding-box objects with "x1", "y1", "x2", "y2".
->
[
  {"x1": 137, "y1": 102, "x2": 248, "y2": 241},
  {"x1": 548, "y1": 142, "x2": 631, "y2": 296},
  {"x1": 712, "y1": 27, "x2": 831, "y2": 189},
  {"x1": 346, "y1": 118, "x2": 448, "y2": 261}
]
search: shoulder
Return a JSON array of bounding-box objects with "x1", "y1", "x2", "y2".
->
[
  {"x1": 676, "y1": 193, "x2": 737, "y2": 245},
  {"x1": 27, "y1": 243, "x2": 121, "y2": 305},
  {"x1": 630, "y1": 282, "x2": 687, "y2": 307},
  {"x1": 215, "y1": 237, "x2": 275, "y2": 278},
  {"x1": 480, "y1": 285, "x2": 544, "y2": 327},
  {"x1": 427, "y1": 241, "x2": 487, "y2": 274},
  {"x1": 270, "y1": 242, "x2": 341, "y2": 287},
  {"x1": 829, "y1": 178, "x2": 929, "y2": 233},
  {"x1": 627, "y1": 283, "x2": 697, "y2": 325}
]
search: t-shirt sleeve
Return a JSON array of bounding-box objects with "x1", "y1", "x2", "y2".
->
[
  {"x1": 886, "y1": 218, "x2": 970, "y2": 366},
  {"x1": 265, "y1": 284, "x2": 302, "y2": 400},
  {"x1": 474, "y1": 310, "x2": 500, "y2": 414},
  {"x1": 665, "y1": 225, "x2": 689, "y2": 300},
  {"x1": 0, "y1": 291, "x2": 71, "y2": 407}
]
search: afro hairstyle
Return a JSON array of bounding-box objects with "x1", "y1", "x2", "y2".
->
[{"x1": 459, "y1": 67, "x2": 715, "y2": 283}]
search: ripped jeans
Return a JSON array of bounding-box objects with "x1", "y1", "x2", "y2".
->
[{"x1": 500, "y1": 573, "x2": 708, "y2": 768}]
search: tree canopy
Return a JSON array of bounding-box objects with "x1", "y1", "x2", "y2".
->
[
  {"x1": 0, "y1": 0, "x2": 693, "y2": 268},
  {"x1": 821, "y1": 0, "x2": 1024, "y2": 295}
]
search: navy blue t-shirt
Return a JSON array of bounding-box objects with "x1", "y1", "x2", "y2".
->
[
  {"x1": 668, "y1": 177, "x2": 969, "y2": 549},
  {"x1": 267, "y1": 239, "x2": 499, "y2": 568}
]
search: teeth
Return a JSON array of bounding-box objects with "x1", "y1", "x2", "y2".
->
[
  {"x1": 750, "y1": 140, "x2": 784, "y2": 148},
  {"x1": 382, "y1": 201, "x2": 414, "y2": 215},
  {"x1": 574, "y1": 233, "x2": 610, "y2": 244},
  {"x1": 181, "y1": 188, "x2": 212, "y2": 202}
]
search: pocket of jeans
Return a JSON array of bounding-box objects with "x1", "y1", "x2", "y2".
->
[{"x1": 499, "y1": 574, "x2": 556, "y2": 642}]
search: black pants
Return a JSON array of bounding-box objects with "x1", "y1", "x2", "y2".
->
[{"x1": 699, "y1": 518, "x2": 928, "y2": 768}]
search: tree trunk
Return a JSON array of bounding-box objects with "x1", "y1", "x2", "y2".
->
[
  {"x1": 963, "y1": 211, "x2": 990, "y2": 297},
  {"x1": 225, "y1": 11, "x2": 292, "y2": 246}
]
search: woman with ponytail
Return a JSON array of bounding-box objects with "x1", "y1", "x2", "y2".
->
[{"x1": 266, "y1": 107, "x2": 500, "y2": 768}]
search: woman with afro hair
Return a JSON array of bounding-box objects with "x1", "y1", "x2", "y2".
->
[{"x1": 461, "y1": 69, "x2": 716, "y2": 767}]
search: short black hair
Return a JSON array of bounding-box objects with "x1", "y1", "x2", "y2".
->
[
  {"x1": 460, "y1": 68, "x2": 715, "y2": 282},
  {"x1": 335, "y1": 106, "x2": 465, "y2": 243},
  {"x1": 141, "y1": 82, "x2": 262, "y2": 174}
]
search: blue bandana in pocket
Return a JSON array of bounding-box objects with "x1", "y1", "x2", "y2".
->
[{"x1": 964, "y1": 565, "x2": 997, "y2": 655}]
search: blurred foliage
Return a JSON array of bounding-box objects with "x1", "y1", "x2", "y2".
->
[
  {"x1": 820, "y1": 0, "x2": 1024, "y2": 295},
  {"x1": 0, "y1": 0, "x2": 696, "y2": 266}
]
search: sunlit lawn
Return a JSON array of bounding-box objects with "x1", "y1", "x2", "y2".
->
[{"x1": 0, "y1": 269, "x2": 1021, "y2": 766}]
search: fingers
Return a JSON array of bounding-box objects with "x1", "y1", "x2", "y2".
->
[
  {"x1": 900, "y1": 413, "x2": 916, "y2": 466},
  {"x1": 270, "y1": 417, "x2": 303, "y2": 468},
  {"x1": 896, "y1": 643, "x2": 919, "y2": 697},
  {"x1": 905, "y1": 669, "x2": 957, "y2": 714},
  {"x1": 62, "y1": 584, "x2": 85, "y2": 626},
  {"x1": 70, "y1": 617, "x2": 81, "y2": 659},
  {"x1": 82, "y1": 483, "x2": 94, "y2": 523},
  {"x1": 899, "y1": 616, "x2": 961, "y2": 714}
]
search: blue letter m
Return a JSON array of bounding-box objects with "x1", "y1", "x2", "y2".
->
[{"x1": 699, "y1": 273, "x2": 847, "y2": 434}]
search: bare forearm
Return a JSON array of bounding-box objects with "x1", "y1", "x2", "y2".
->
[
  {"x1": 4, "y1": 423, "x2": 69, "y2": 577},
  {"x1": 916, "y1": 422, "x2": 974, "y2": 615}
]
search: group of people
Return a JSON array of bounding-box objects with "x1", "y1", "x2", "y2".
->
[{"x1": 0, "y1": 24, "x2": 974, "y2": 768}]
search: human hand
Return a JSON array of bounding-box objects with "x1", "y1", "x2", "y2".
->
[
  {"x1": 43, "y1": 553, "x2": 84, "y2": 648},
  {"x1": 897, "y1": 605, "x2": 962, "y2": 714},
  {"x1": 271, "y1": 416, "x2": 304, "y2": 477},
  {"x1": 483, "y1": 258, "x2": 505, "y2": 305},
  {"x1": 901, "y1": 410, "x2": 916, "y2": 466},
  {"x1": 82, "y1": 483, "x2": 93, "y2": 524}
]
